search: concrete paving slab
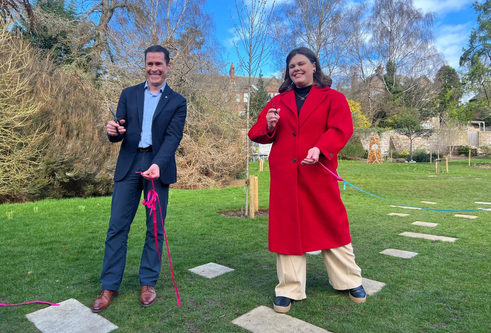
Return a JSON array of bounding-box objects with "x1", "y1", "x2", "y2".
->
[
  {"x1": 454, "y1": 214, "x2": 478, "y2": 219},
  {"x1": 387, "y1": 213, "x2": 410, "y2": 217},
  {"x1": 307, "y1": 251, "x2": 322, "y2": 255},
  {"x1": 189, "y1": 262, "x2": 234, "y2": 279},
  {"x1": 412, "y1": 221, "x2": 438, "y2": 227},
  {"x1": 421, "y1": 201, "x2": 437, "y2": 205},
  {"x1": 380, "y1": 248, "x2": 418, "y2": 259},
  {"x1": 362, "y1": 278, "x2": 386, "y2": 296},
  {"x1": 475, "y1": 201, "x2": 491, "y2": 205},
  {"x1": 232, "y1": 306, "x2": 332, "y2": 333},
  {"x1": 25, "y1": 298, "x2": 117, "y2": 333},
  {"x1": 399, "y1": 232, "x2": 457, "y2": 242},
  {"x1": 389, "y1": 205, "x2": 421, "y2": 210},
  {"x1": 428, "y1": 175, "x2": 438, "y2": 177}
]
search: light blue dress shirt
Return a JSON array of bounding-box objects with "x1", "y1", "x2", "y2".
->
[{"x1": 138, "y1": 81, "x2": 166, "y2": 148}]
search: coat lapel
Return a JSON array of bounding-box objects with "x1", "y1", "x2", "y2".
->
[
  {"x1": 280, "y1": 89, "x2": 298, "y2": 119},
  {"x1": 298, "y1": 86, "x2": 331, "y2": 128},
  {"x1": 153, "y1": 83, "x2": 172, "y2": 120},
  {"x1": 137, "y1": 83, "x2": 145, "y2": 125}
]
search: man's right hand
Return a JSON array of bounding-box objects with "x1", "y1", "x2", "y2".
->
[{"x1": 106, "y1": 119, "x2": 126, "y2": 136}]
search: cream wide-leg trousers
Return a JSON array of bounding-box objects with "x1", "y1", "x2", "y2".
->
[{"x1": 275, "y1": 243, "x2": 362, "y2": 300}]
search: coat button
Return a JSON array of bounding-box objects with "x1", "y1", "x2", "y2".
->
[
  {"x1": 292, "y1": 132, "x2": 296, "y2": 136},
  {"x1": 292, "y1": 158, "x2": 296, "y2": 162},
  {"x1": 262, "y1": 131, "x2": 265, "y2": 134},
  {"x1": 329, "y1": 153, "x2": 333, "y2": 157}
]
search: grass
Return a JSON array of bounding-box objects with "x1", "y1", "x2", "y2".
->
[{"x1": 1, "y1": 159, "x2": 491, "y2": 332}]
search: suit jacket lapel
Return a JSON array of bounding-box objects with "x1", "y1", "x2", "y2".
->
[
  {"x1": 137, "y1": 83, "x2": 145, "y2": 125},
  {"x1": 298, "y1": 85, "x2": 330, "y2": 128},
  {"x1": 153, "y1": 83, "x2": 172, "y2": 120}
]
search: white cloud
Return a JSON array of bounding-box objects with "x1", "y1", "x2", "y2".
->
[
  {"x1": 434, "y1": 23, "x2": 473, "y2": 68},
  {"x1": 413, "y1": 0, "x2": 474, "y2": 15}
]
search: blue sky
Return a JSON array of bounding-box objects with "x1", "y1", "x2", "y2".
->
[{"x1": 205, "y1": 0, "x2": 478, "y2": 77}]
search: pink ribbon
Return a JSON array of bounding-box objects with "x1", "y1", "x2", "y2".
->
[
  {"x1": 139, "y1": 173, "x2": 181, "y2": 306},
  {"x1": 317, "y1": 161, "x2": 344, "y2": 182},
  {"x1": 1, "y1": 301, "x2": 59, "y2": 307}
]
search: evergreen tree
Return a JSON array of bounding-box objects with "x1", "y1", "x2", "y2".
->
[
  {"x1": 249, "y1": 71, "x2": 270, "y2": 119},
  {"x1": 433, "y1": 65, "x2": 462, "y2": 124},
  {"x1": 15, "y1": 0, "x2": 79, "y2": 64}
]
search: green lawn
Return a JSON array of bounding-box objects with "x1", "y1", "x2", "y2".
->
[{"x1": 1, "y1": 159, "x2": 491, "y2": 332}]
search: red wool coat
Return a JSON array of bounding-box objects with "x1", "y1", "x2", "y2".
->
[{"x1": 248, "y1": 85, "x2": 354, "y2": 255}]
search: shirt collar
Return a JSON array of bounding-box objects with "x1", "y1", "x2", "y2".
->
[{"x1": 144, "y1": 81, "x2": 166, "y2": 93}]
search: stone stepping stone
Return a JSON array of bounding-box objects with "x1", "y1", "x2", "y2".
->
[
  {"x1": 307, "y1": 250, "x2": 321, "y2": 255},
  {"x1": 387, "y1": 213, "x2": 410, "y2": 217},
  {"x1": 389, "y1": 205, "x2": 421, "y2": 210},
  {"x1": 475, "y1": 201, "x2": 491, "y2": 205},
  {"x1": 399, "y1": 232, "x2": 457, "y2": 242},
  {"x1": 362, "y1": 277, "x2": 386, "y2": 296},
  {"x1": 26, "y1": 298, "x2": 118, "y2": 333},
  {"x1": 454, "y1": 214, "x2": 478, "y2": 219},
  {"x1": 412, "y1": 221, "x2": 438, "y2": 227},
  {"x1": 380, "y1": 248, "x2": 418, "y2": 259},
  {"x1": 189, "y1": 262, "x2": 234, "y2": 278},
  {"x1": 428, "y1": 175, "x2": 438, "y2": 177},
  {"x1": 421, "y1": 201, "x2": 437, "y2": 205},
  {"x1": 232, "y1": 305, "x2": 332, "y2": 333}
]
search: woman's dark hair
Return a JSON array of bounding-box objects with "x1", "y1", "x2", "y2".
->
[
  {"x1": 144, "y1": 45, "x2": 170, "y2": 64},
  {"x1": 278, "y1": 47, "x2": 332, "y2": 93}
]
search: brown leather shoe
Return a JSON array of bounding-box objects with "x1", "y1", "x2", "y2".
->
[
  {"x1": 92, "y1": 289, "x2": 118, "y2": 313},
  {"x1": 140, "y1": 285, "x2": 157, "y2": 307}
]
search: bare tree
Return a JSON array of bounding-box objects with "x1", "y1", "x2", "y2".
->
[
  {"x1": 232, "y1": 0, "x2": 275, "y2": 217},
  {"x1": 346, "y1": 0, "x2": 444, "y2": 124},
  {"x1": 272, "y1": 0, "x2": 365, "y2": 79}
]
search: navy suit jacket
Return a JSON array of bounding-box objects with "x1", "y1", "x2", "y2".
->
[{"x1": 109, "y1": 82, "x2": 187, "y2": 185}]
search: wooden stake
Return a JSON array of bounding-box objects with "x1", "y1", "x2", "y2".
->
[
  {"x1": 390, "y1": 149, "x2": 393, "y2": 163},
  {"x1": 435, "y1": 160, "x2": 438, "y2": 173},
  {"x1": 446, "y1": 157, "x2": 448, "y2": 173},
  {"x1": 254, "y1": 176, "x2": 259, "y2": 212},
  {"x1": 429, "y1": 150, "x2": 432, "y2": 163},
  {"x1": 468, "y1": 149, "x2": 471, "y2": 167},
  {"x1": 259, "y1": 158, "x2": 263, "y2": 172},
  {"x1": 249, "y1": 175, "x2": 255, "y2": 218}
]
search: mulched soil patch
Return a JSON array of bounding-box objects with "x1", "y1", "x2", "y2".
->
[
  {"x1": 218, "y1": 208, "x2": 269, "y2": 218},
  {"x1": 470, "y1": 163, "x2": 491, "y2": 169}
]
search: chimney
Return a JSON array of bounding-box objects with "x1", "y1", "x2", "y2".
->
[{"x1": 229, "y1": 63, "x2": 235, "y2": 84}]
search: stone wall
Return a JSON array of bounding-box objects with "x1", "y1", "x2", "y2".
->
[{"x1": 360, "y1": 129, "x2": 489, "y2": 156}]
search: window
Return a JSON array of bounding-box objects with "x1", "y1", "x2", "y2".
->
[
  {"x1": 244, "y1": 92, "x2": 249, "y2": 103},
  {"x1": 236, "y1": 94, "x2": 241, "y2": 102}
]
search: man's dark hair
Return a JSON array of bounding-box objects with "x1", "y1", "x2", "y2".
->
[
  {"x1": 144, "y1": 45, "x2": 170, "y2": 64},
  {"x1": 278, "y1": 47, "x2": 332, "y2": 93}
]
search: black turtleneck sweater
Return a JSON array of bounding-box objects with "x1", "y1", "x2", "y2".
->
[{"x1": 293, "y1": 85, "x2": 312, "y2": 115}]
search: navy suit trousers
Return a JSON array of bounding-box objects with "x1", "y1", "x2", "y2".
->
[{"x1": 100, "y1": 151, "x2": 169, "y2": 290}]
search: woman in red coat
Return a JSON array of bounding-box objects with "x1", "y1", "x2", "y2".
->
[{"x1": 248, "y1": 47, "x2": 366, "y2": 313}]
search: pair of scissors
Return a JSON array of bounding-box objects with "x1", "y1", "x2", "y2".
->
[{"x1": 109, "y1": 105, "x2": 120, "y2": 134}]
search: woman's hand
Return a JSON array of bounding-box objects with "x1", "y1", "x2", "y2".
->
[
  {"x1": 301, "y1": 147, "x2": 320, "y2": 165},
  {"x1": 266, "y1": 108, "x2": 280, "y2": 132}
]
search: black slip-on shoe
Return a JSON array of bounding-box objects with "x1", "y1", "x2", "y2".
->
[
  {"x1": 349, "y1": 285, "x2": 366, "y2": 304},
  {"x1": 273, "y1": 296, "x2": 292, "y2": 313}
]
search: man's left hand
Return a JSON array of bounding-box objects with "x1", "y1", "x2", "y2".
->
[{"x1": 142, "y1": 164, "x2": 160, "y2": 180}]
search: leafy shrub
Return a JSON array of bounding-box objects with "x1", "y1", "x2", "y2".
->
[
  {"x1": 399, "y1": 150, "x2": 409, "y2": 158},
  {"x1": 480, "y1": 146, "x2": 491, "y2": 157},
  {"x1": 339, "y1": 141, "x2": 366, "y2": 160},
  {"x1": 406, "y1": 149, "x2": 437, "y2": 162},
  {"x1": 457, "y1": 146, "x2": 478, "y2": 156},
  {"x1": 390, "y1": 150, "x2": 400, "y2": 158}
]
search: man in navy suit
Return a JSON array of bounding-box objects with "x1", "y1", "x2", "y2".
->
[{"x1": 92, "y1": 45, "x2": 187, "y2": 312}]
